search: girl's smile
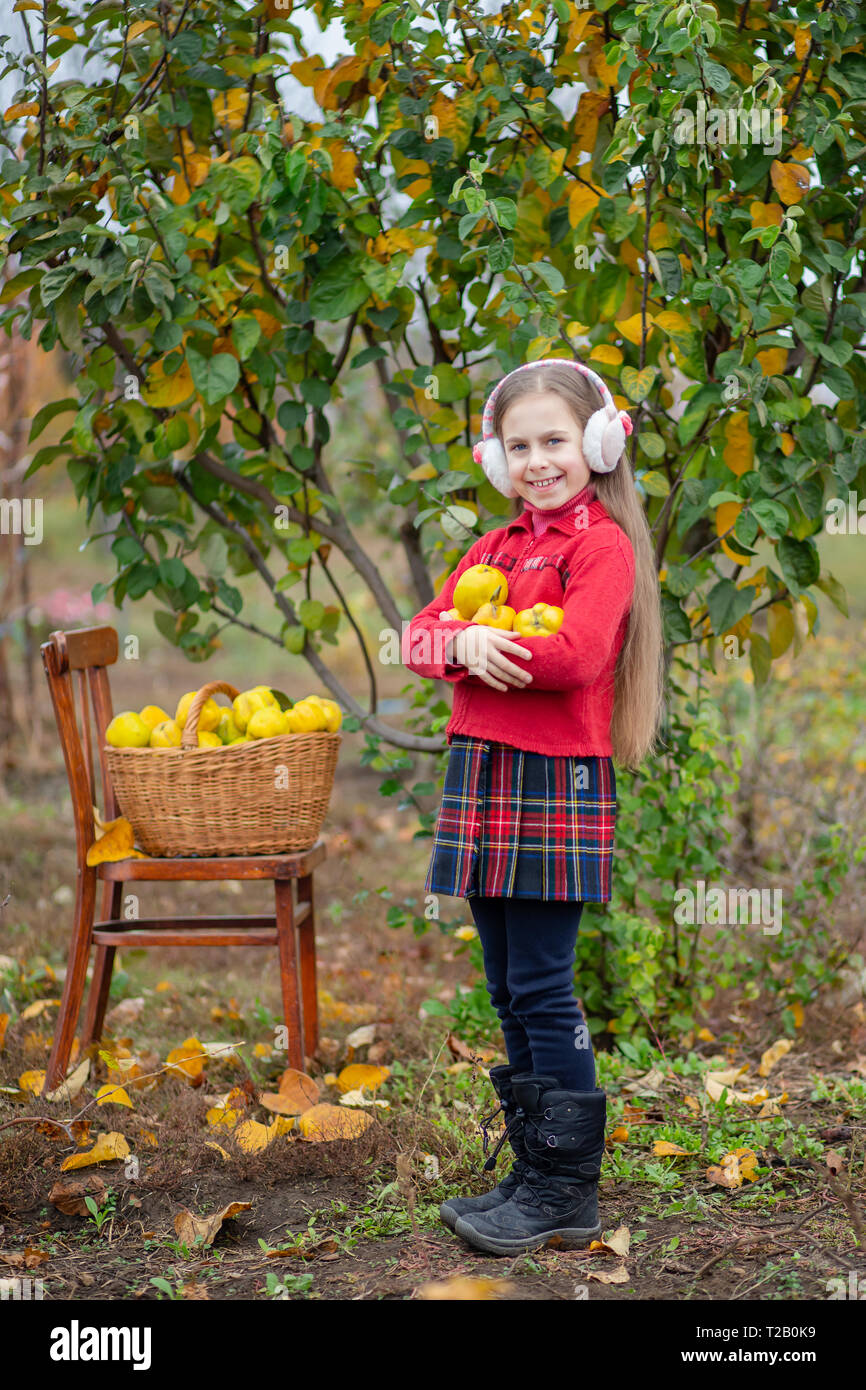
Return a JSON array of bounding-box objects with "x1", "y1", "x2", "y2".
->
[{"x1": 501, "y1": 391, "x2": 591, "y2": 507}]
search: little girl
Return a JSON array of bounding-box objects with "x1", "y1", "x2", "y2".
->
[{"x1": 401, "y1": 358, "x2": 664, "y2": 1256}]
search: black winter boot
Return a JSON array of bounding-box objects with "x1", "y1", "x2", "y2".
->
[
  {"x1": 439, "y1": 1066, "x2": 553, "y2": 1232},
  {"x1": 453, "y1": 1073, "x2": 606, "y2": 1256}
]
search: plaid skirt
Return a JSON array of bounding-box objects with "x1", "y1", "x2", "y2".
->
[{"x1": 425, "y1": 735, "x2": 617, "y2": 903}]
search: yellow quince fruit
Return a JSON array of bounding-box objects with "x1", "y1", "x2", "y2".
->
[
  {"x1": 150, "y1": 719, "x2": 183, "y2": 748},
  {"x1": 453, "y1": 564, "x2": 508, "y2": 620},
  {"x1": 513, "y1": 603, "x2": 564, "y2": 637},
  {"x1": 250, "y1": 685, "x2": 278, "y2": 706},
  {"x1": 302, "y1": 696, "x2": 342, "y2": 731},
  {"x1": 246, "y1": 707, "x2": 289, "y2": 740},
  {"x1": 232, "y1": 689, "x2": 269, "y2": 733},
  {"x1": 175, "y1": 691, "x2": 221, "y2": 731},
  {"x1": 197, "y1": 731, "x2": 223, "y2": 749},
  {"x1": 216, "y1": 711, "x2": 242, "y2": 744},
  {"x1": 139, "y1": 704, "x2": 170, "y2": 730},
  {"x1": 106, "y1": 712, "x2": 151, "y2": 748},
  {"x1": 473, "y1": 602, "x2": 516, "y2": 630},
  {"x1": 285, "y1": 699, "x2": 327, "y2": 733}
]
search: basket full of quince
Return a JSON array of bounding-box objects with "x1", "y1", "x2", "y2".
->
[{"x1": 102, "y1": 680, "x2": 342, "y2": 857}]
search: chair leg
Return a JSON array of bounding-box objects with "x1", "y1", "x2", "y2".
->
[
  {"x1": 82, "y1": 881, "x2": 121, "y2": 1046},
  {"x1": 274, "y1": 879, "x2": 306, "y2": 1071},
  {"x1": 43, "y1": 866, "x2": 97, "y2": 1093},
  {"x1": 296, "y1": 873, "x2": 319, "y2": 1058}
]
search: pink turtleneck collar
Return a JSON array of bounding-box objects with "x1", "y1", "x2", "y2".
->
[{"x1": 522, "y1": 480, "x2": 597, "y2": 537}]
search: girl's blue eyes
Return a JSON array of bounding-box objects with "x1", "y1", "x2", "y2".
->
[{"x1": 511, "y1": 438, "x2": 563, "y2": 450}]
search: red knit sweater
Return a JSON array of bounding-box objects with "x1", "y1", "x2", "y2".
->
[{"x1": 401, "y1": 483, "x2": 635, "y2": 756}]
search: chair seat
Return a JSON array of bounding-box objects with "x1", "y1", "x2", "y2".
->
[{"x1": 95, "y1": 836, "x2": 327, "y2": 880}]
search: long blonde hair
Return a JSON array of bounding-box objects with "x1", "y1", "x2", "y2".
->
[{"x1": 493, "y1": 361, "x2": 665, "y2": 771}]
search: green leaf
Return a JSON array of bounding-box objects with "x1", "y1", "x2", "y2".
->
[
  {"x1": 310, "y1": 259, "x2": 370, "y2": 321},
  {"x1": 186, "y1": 348, "x2": 240, "y2": 405},
  {"x1": 622, "y1": 365, "x2": 657, "y2": 403},
  {"x1": 200, "y1": 531, "x2": 228, "y2": 577},
  {"x1": 231, "y1": 315, "x2": 261, "y2": 361},
  {"x1": 639, "y1": 470, "x2": 670, "y2": 497},
  {"x1": 298, "y1": 598, "x2": 325, "y2": 630},
  {"x1": 638, "y1": 432, "x2": 665, "y2": 459},
  {"x1": 814, "y1": 572, "x2": 848, "y2": 618},
  {"x1": 776, "y1": 536, "x2": 820, "y2": 596},
  {"x1": 28, "y1": 397, "x2": 78, "y2": 443},
  {"x1": 706, "y1": 579, "x2": 754, "y2": 634}
]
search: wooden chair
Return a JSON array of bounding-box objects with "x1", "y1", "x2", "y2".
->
[{"x1": 39, "y1": 625, "x2": 327, "y2": 1094}]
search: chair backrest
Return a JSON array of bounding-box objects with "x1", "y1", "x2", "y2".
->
[{"x1": 41, "y1": 626, "x2": 119, "y2": 866}]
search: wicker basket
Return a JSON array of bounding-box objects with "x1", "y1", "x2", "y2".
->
[{"x1": 104, "y1": 680, "x2": 341, "y2": 856}]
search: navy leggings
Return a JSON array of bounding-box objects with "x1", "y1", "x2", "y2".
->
[{"x1": 468, "y1": 895, "x2": 596, "y2": 1092}]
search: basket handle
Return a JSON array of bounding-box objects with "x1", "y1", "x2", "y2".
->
[{"x1": 180, "y1": 680, "x2": 240, "y2": 749}]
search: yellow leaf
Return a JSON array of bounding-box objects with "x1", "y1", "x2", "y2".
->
[
  {"x1": 96, "y1": 1083, "x2": 134, "y2": 1108},
  {"x1": 790, "y1": 1001, "x2": 804, "y2": 1028},
  {"x1": 18, "y1": 1069, "x2": 46, "y2": 1095},
  {"x1": 20, "y1": 999, "x2": 60, "y2": 1020},
  {"x1": 141, "y1": 359, "x2": 195, "y2": 409},
  {"x1": 44, "y1": 1057, "x2": 91, "y2": 1103},
  {"x1": 756, "y1": 347, "x2": 788, "y2": 377},
  {"x1": 232, "y1": 1119, "x2": 276, "y2": 1153},
  {"x1": 297, "y1": 1103, "x2": 375, "y2": 1141},
  {"x1": 758, "y1": 1039, "x2": 794, "y2": 1077},
  {"x1": 652, "y1": 1141, "x2": 691, "y2": 1156},
  {"x1": 723, "y1": 410, "x2": 754, "y2": 478},
  {"x1": 259, "y1": 1067, "x2": 320, "y2": 1116},
  {"x1": 417, "y1": 1276, "x2": 515, "y2": 1300},
  {"x1": 609, "y1": 1125, "x2": 629, "y2": 1142},
  {"x1": 715, "y1": 501, "x2": 744, "y2": 565},
  {"x1": 0, "y1": 1013, "x2": 8, "y2": 1051},
  {"x1": 336, "y1": 1063, "x2": 390, "y2": 1094},
  {"x1": 696, "y1": 1027, "x2": 715, "y2": 1042},
  {"x1": 49, "y1": 25, "x2": 78, "y2": 41},
  {"x1": 4, "y1": 101, "x2": 40, "y2": 120},
  {"x1": 127, "y1": 20, "x2": 157, "y2": 39},
  {"x1": 572, "y1": 91, "x2": 609, "y2": 154},
  {"x1": 174, "y1": 1201, "x2": 251, "y2": 1249},
  {"x1": 568, "y1": 180, "x2": 601, "y2": 227},
  {"x1": 406, "y1": 462, "x2": 438, "y2": 481},
  {"x1": 138, "y1": 1129, "x2": 158, "y2": 1148},
  {"x1": 589, "y1": 1225, "x2": 631, "y2": 1257},
  {"x1": 165, "y1": 1037, "x2": 206, "y2": 1081},
  {"x1": 615, "y1": 312, "x2": 650, "y2": 346},
  {"x1": 86, "y1": 818, "x2": 136, "y2": 867},
  {"x1": 770, "y1": 160, "x2": 810, "y2": 205},
  {"x1": 793, "y1": 26, "x2": 812, "y2": 61},
  {"x1": 61, "y1": 1132, "x2": 130, "y2": 1171},
  {"x1": 767, "y1": 603, "x2": 795, "y2": 658},
  {"x1": 588, "y1": 344, "x2": 623, "y2": 366},
  {"x1": 652, "y1": 309, "x2": 691, "y2": 339},
  {"x1": 205, "y1": 1141, "x2": 231, "y2": 1161},
  {"x1": 206, "y1": 1105, "x2": 241, "y2": 1128},
  {"x1": 749, "y1": 201, "x2": 783, "y2": 229}
]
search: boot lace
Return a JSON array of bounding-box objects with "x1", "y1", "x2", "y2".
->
[{"x1": 479, "y1": 1101, "x2": 520, "y2": 1174}]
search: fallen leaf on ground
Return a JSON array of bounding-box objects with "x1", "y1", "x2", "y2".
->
[
  {"x1": 652, "y1": 1140, "x2": 691, "y2": 1157},
  {"x1": 19, "y1": 1000, "x2": 60, "y2": 1021},
  {"x1": 586, "y1": 1265, "x2": 630, "y2": 1284},
  {"x1": 758, "y1": 1039, "x2": 794, "y2": 1076},
  {"x1": 60, "y1": 1132, "x2": 130, "y2": 1171},
  {"x1": 259, "y1": 1067, "x2": 319, "y2": 1116},
  {"x1": 0, "y1": 1013, "x2": 8, "y2": 1050},
  {"x1": 45, "y1": 1057, "x2": 91, "y2": 1103},
  {"x1": 345, "y1": 1024, "x2": 377, "y2": 1050},
  {"x1": 204, "y1": 1142, "x2": 231, "y2": 1161},
  {"x1": 265, "y1": 1237, "x2": 338, "y2": 1260},
  {"x1": 589, "y1": 1225, "x2": 631, "y2": 1258},
  {"x1": 95, "y1": 1083, "x2": 133, "y2": 1108},
  {"x1": 18, "y1": 1069, "x2": 46, "y2": 1095},
  {"x1": 336, "y1": 1063, "x2": 390, "y2": 1094},
  {"x1": 706, "y1": 1147, "x2": 759, "y2": 1188},
  {"x1": 297, "y1": 1103, "x2": 374, "y2": 1141},
  {"x1": 49, "y1": 1176, "x2": 107, "y2": 1216},
  {"x1": 104, "y1": 997, "x2": 145, "y2": 1029},
  {"x1": 825, "y1": 1149, "x2": 845, "y2": 1175},
  {"x1": 174, "y1": 1201, "x2": 251, "y2": 1250},
  {"x1": 338, "y1": 1088, "x2": 389, "y2": 1109},
  {"x1": 621, "y1": 1066, "x2": 667, "y2": 1095},
  {"x1": 417, "y1": 1276, "x2": 514, "y2": 1300},
  {"x1": 164, "y1": 1037, "x2": 206, "y2": 1081}
]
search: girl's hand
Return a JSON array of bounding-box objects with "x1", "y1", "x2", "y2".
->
[{"x1": 449, "y1": 625, "x2": 533, "y2": 691}]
